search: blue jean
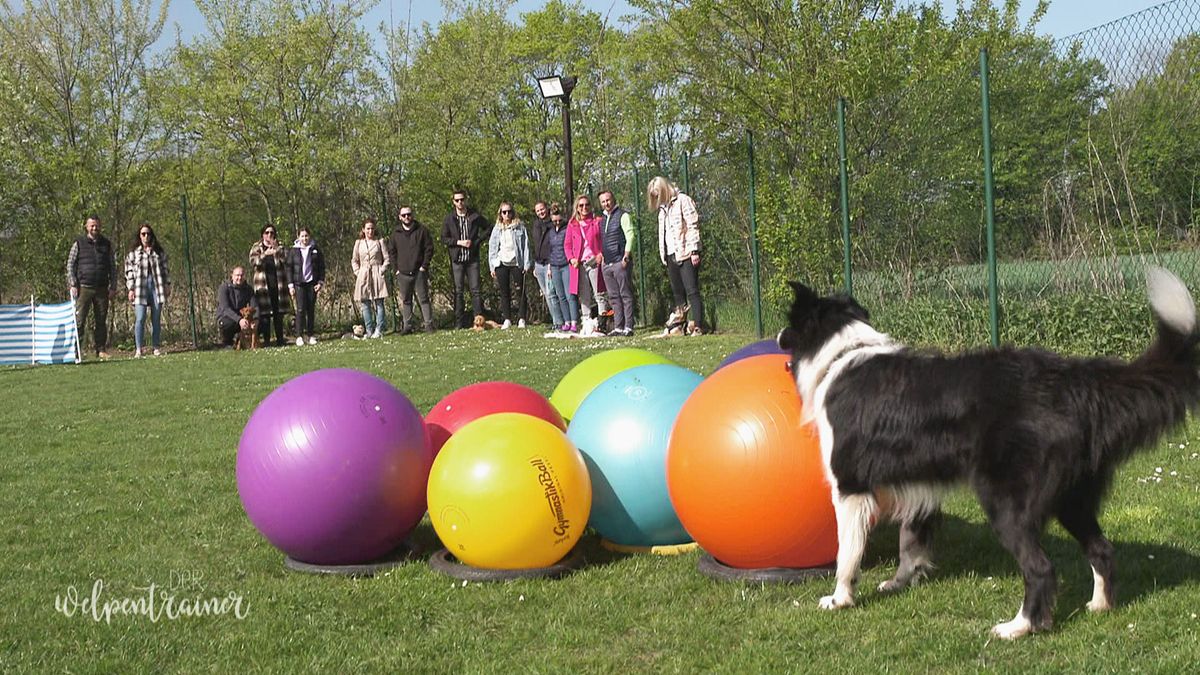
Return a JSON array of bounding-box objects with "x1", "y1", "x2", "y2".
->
[
  {"x1": 360, "y1": 299, "x2": 385, "y2": 334},
  {"x1": 534, "y1": 262, "x2": 563, "y2": 326},
  {"x1": 134, "y1": 302, "x2": 162, "y2": 350},
  {"x1": 549, "y1": 264, "x2": 576, "y2": 324}
]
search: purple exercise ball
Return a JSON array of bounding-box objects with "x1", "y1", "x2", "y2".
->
[
  {"x1": 715, "y1": 339, "x2": 786, "y2": 372},
  {"x1": 237, "y1": 368, "x2": 432, "y2": 565}
]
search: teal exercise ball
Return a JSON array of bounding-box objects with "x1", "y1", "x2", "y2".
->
[{"x1": 566, "y1": 364, "x2": 703, "y2": 547}]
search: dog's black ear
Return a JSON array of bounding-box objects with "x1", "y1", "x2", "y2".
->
[
  {"x1": 840, "y1": 294, "x2": 870, "y2": 323},
  {"x1": 787, "y1": 281, "x2": 820, "y2": 328},
  {"x1": 777, "y1": 327, "x2": 799, "y2": 352},
  {"x1": 788, "y1": 281, "x2": 819, "y2": 307}
]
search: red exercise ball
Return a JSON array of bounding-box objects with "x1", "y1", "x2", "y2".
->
[
  {"x1": 667, "y1": 354, "x2": 837, "y2": 569},
  {"x1": 426, "y1": 381, "x2": 565, "y2": 454}
]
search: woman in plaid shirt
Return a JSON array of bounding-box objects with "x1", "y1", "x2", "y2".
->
[
  {"x1": 124, "y1": 224, "x2": 171, "y2": 357},
  {"x1": 648, "y1": 176, "x2": 705, "y2": 335}
]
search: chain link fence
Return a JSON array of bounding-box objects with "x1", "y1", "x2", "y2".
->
[{"x1": 612, "y1": 0, "x2": 1199, "y2": 348}]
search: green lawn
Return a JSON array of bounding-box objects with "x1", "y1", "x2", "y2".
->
[{"x1": 2, "y1": 328, "x2": 1198, "y2": 672}]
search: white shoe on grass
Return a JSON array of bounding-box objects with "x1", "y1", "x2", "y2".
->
[
  {"x1": 308, "y1": 336, "x2": 317, "y2": 345},
  {"x1": 296, "y1": 337, "x2": 305, "y2": 346},
  {"x1": 501, "y1": 319, "x2": 512, "y2": 330},
  {"x1": 518, "y1": 319, "x2": 526, "y2": 328}
]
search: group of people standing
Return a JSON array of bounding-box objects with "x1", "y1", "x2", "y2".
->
[{"x1": 64, "y1": 175, "x2": 706, "y2": 357}]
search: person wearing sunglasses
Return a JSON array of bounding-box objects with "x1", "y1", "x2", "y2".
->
[
  {"x1": 248, "y1": 224, "x2": 292, "y2": 346},
  {"x1": 440, "y1": 190, "x2": 489, "y2": 328},
  {"x1": 123, "y1": 223, "x2": 171, "y2": 357},
  {"x1": 487, "y1": 202, "x2": 532, "y2": 329},
  {"x1": 386, "y1": 207, "x2": 435, "y2": 334},
  {"x1": 564, "y1": 194, "x2": 607, "y2": 333}
]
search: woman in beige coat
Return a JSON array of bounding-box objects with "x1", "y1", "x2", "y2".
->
[{"x1": 352, "y1": 218, "x2": 391, "y2": 338}]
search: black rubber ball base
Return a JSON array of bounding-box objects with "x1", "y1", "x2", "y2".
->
[
  {"x1": 697, "y1": 553, "x2": 834, "y2": 583},
  {"x1": 283, "y1": 539, "x2": 422, "y2": 577},
  {"x1": 428, "y1": 547, "x2": 585, "y2": 581}
]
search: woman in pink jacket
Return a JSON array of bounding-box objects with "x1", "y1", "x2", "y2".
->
[{"x1": 563, "y1": 194, "x2": 606, "y2": 332}]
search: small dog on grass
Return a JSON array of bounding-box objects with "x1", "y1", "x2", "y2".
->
[
  {"x1": 236, "y1": 306, "x2": 258, "y2": 351},
  {"x1": 471, "y1": 314, "x2": 502, "y2": 331},
  {"x1": 662, "y1": 305, "x2": 688, "y2": 336},
  {"x1": 776, "y1": 267, "x2": 1200, "y2": 639}
]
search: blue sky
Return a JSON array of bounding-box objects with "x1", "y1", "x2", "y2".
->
[{"x1": 160, "y1": 0, "x2": 1173, "y2": 48}]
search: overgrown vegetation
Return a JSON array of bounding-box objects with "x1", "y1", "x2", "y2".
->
[{"x1": 0, "y1": 0, "x2": 1196, "y2": 343}]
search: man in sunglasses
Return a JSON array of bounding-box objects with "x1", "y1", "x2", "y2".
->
[
  {"x1": 387, "y1": 207, "x2": 436, "y2": 334},
  {"x1": 440, "y1": 190, "x2": 489, "y2": 328}
]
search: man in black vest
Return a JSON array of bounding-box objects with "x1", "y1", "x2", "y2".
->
[
  {"x1": 440, "y1": 189, "x2": 489, "y2": 328},
  {"x1": 66, "y1": 215, "x2": 117, "y2": 358},
  {"x1": 598, "y1": 191, "x2": 637, "y2": 336}
]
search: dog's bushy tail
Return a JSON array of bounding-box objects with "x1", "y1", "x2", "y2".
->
[
  {"x1": 1142, "y1": 266, "x2": 1200, "y2": 364},
  {"x1": 1099, "y1": 267, "x2": 1200, "y2": 467}
]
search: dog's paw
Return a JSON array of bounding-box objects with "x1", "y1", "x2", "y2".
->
[
  {"x1": 990, "y1": 616, "x2": 1033, "y2": 640},
  {"x1": 818, "y1": 594, "x2": 854, "y2": 610},
  {"x1": 1086, "y1": 598, "x2": 1112, "y2": 613},
  {"x1": 877, "y1": 579, "x2": 905, "y2": 593}
]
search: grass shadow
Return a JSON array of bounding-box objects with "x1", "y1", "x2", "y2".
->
[{"x1": 860, "y1": 513, "x2": 1200, "y2": 626}]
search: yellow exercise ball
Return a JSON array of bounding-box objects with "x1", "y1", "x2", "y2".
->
[{"x1": 427, "y1": 413, "x2": 592, "y2": 569}]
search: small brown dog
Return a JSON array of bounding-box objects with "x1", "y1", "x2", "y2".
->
[
  {"x1": 236, "y1": 306, "x2": 258, "y2": 350},
  {"x1": 471, "y1": 314, "x2": 502, "y2": 331}
]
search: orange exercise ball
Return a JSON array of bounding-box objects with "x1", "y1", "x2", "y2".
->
[{"x1": 666, "y1": 354, "x2": 837, "y2": 569}]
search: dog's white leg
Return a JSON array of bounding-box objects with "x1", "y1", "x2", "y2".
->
[
  {"x1": 1086, "y1": 566, "x2": 1111, "y2": 612},
  {"x1": 991, "y1": 608, "x2": 1033, "y2": 640},
  {"x1": 819, "y1": 492, "x2": 874, "y2": 610}
]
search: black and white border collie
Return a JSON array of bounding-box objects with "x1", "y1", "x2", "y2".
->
[{"x1": 776, "y1": 267, "x2": 1200, "y2": 639}]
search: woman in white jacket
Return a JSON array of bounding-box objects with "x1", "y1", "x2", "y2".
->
[{"x1": 648, "y1": 176, "x2": 705, "y2": 335}]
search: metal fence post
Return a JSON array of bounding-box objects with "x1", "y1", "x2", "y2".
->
[
  {"x1": 980, "y1": 48, "x2": 999, "y2": 347},
  {"x1": 180, "y1": 194, "x2": 200, "y2": 347},
  {"x1": 633, "y1": 166, "x2": 646, "y2": 327},
  {"x1": 837, "y1": 97, "x2": 853, "y2": 296},
  {"x1": 747, "y1": 130, "x2": 763, "y2": 338}
]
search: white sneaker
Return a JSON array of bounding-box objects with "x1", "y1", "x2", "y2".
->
[
  {"x1": 370, "y1": 329, "x2": 382, "y2": 339},
  {"x1": 501, "y1": 319, "x2": 512, "y2": 330},
  {"x1": 134, "y1": 349, "x2": 143, "y2": 359},
  {"x1": 296, "y1": 337, "x2": 305, "y2": 346},
  {"x1": 153, "y1": 348, "x2": 162, "y2": 356},
  {"x1": 307, "y1": 336, "x2": 318, "y2": 345},
  {"x1": 518, "y1": 319, "x2": 526, "y2": 328}
]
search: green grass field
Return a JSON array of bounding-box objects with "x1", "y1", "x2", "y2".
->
[{"x1": 2, "y1": 328, "x2": 1198, "y2": 672}]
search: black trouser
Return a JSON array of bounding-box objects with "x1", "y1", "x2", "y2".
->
[
  {"x1": 218, "y1": 316, "x2": 240, "y2": 346},
  {"x1": 293, "y1": 283, "x2": 316, "y2": 338},
  {"x1": 666, "y1": 254, "x2": 704, "y2": 327},
  {"x1": 257, "y1": 314, "x2": 285, "y2": 345},
  {"x1": 451, "y1": 260, "x2": 483, "y2": 328},
  {"x1": 495, "y1": 265, "x2": 527, "y2": 323},
  {"x1": 396, "y1": 270, "x2": 434, "y2": 332},
  {"x1": 75, "y1": 285, "x2": 110, "y2": 353}
]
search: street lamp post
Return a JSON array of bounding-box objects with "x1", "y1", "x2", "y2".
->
[{"x1": 537, "y1": 74, "x2": 578, "y2": 205}]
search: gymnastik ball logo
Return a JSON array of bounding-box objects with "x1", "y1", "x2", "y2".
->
[
  {"x1": 529, "y1": 457, "x2": 571, "y2": 542},
  {"x1": 54, "y1": 570, "x2": 249, "y2": 624}
]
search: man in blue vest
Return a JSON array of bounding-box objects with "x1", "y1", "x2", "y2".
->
[
  {"x1": 66, "y1": 215, "x2": 117, "y2": 359},
  {"x1": 598, "y1": 190, "x2": 637, "y2": 336}
]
